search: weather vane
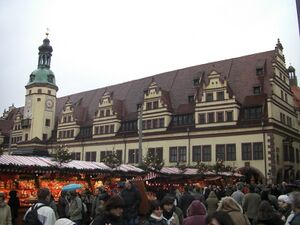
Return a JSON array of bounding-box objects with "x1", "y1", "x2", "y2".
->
[{"x1": 45, "y1": 28, "x2": 50, "y2": 38}]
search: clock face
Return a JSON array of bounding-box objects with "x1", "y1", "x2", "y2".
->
[{"x1": 46, "y1": 99, "x2": 54, "y2": 109}]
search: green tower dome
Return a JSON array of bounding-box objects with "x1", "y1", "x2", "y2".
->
[
  {"x1": 27, "y1": 68, "x2": 57, "y2": 86},
  {"x1": 26, "y1": 34, "x2": 58, "y2": 90}
]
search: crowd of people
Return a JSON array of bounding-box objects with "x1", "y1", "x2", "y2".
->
[{"x1": 0, "y1": 180, "x2": 300, "y2": 225}]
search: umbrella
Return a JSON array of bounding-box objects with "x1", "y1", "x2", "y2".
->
[{"x1": 62, "y1": 183, "x2": 83, "y2": 191}]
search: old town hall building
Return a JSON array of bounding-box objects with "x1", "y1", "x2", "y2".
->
[{"x1": 0, "y1": 36, "x2": 300, "y2": 184}]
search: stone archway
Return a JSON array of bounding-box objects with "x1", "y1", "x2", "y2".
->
[{"x1": 237, "y1": 166, "x2": 264, "y2": 184}]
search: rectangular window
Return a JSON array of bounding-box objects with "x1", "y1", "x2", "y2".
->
[
  {"x1": 287, "y1": 117, "x2": 292, "y2": 127},
  {"x1": 208, "y1": 112, "x2": 215, "y2": 123},
  {"x1": 217, "y1": 112, "x2": 224, "y2": 122},
  {"x1": 100, "y1": 126, "x2": 104, "y2": 134},
  {"x1": 25, "y1": 133, "x2": 28, "y2": 141},
  {"x1": 188, "y1": 95, "x2": 194, "y2": 103},
  {"x1": 199, "y1": 114, "x2": 206, "y2": 124},
  {"x1": 242, "y1": 143, "x2": 252, "y2": 160},
  {"x1": 217, "y1": 91, "x2": 224, "y2": 101},
  {"x1": 148, "y1": 147, "x2": 163, "y2": 162},
  {"x1": 206, "y1": 93, "x2": 213, "y2": 102},
  {"x1": 226, "y1": 111, "x2": 233, "y2": 121},
  {"x1": 106, "y1": 109, "x2": 110, "y2": 116},
  {"x1": 100, "y1": 110, "x2": 104, "y2": 117},
  {"x1": 105, "y1": 125, "x2": 109, "y2": 133},
  {"x1": 256, "y1": 68, "x2": 264, "y2": 75},
  {"x1": 63, "y1": 117, "x2": 67, "y2": 123},
  {"x1": 128, "y1": 149, "x2": 139, "y2": 164},
  {"x1": 202, "y1": 145, "x2": 211, "y2": 161},
  {"x1": 85, "y1": 152, "x2": 96, "y2": 162},
  {"x1": 58, "y1": 131, "x2": 62, "y2": 139},
  {"x1": 253, "y1": 86, "x2": 261, "y2": 95},
  {"x1": 226, "y1": 144, "x2": 236, "y2": 161},
  {"x1": 110, "y1": 124, "x2": 114, "y2": 133},
  {"x1": 216, "y1": 145, "x2": 225, "y2": 161},
  {"x1": 169, "y1": 147, "x2": 177, "y2": 162},
  {"x1": 100, "y1": 151, "x2": 106, "y2": 162},
  {"x1": 38, "y1": 89, "x2": 42, "y2": 94},
  {"x1": 95, "y1": 126, "x2": 99, "y2": 135},
  {"x1": 244, "y1": 106, "x2": 262, "y2": 120},
  {"x1": 43, "y1": 133, "x2": 47, "y2": 141},
  {"x1": 45, "y1": 119, "x2": 50, "y2": 127},
  {"x1": 146, "y1": 102, "x2": 152, "y2": 110},
  {"x1": 178, "y1": 146, "x2": 187, "y2": 162},
  {"x1": 71, "y1": 152, "x2": 81, "y2": 160},
  {"x1": 116, "y1": 150, "x2": 123, "y2": 163},
  {"x1": 159, "y1": 118, "x2": 164, "y2": 128},
  {"x1": 253, "y1": 142, "x2": 263, "y2": 160},
  {"x1": 147, "y1": 120, "x2": 152, "y2": 129},
  {"x1": 192, "y1": 146, "x2": 201, "y2": 162},
  {"x1": 153, "y1": 101, "x2": 159, "y2": 109},
  {"x1": 68, "y1": 116, "x2": 72, "y2": 122}
]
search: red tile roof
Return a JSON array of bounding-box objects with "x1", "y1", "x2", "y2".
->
[{"x1": 53, "y1": 50, "x2": 276, "y2": 125}]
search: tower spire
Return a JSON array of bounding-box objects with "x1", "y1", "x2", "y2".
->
[{"x1": 38, "y1": 29, "x2": 53, "y2": 69}]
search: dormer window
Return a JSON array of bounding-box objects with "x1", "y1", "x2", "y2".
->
[
  {"x1": 188, "y1": 95, "x2": 194, "y2": 103},
  {"x1": 256, "y1": 68, "x2": 264, "y2": 75},
  {"x1": 30, "y1": 74, "x2": 35, "y2": 82},
  {"x1": 217, "y1": 91, "x2": 224, "y2": 101},
  {"x1": 153, "y1": 101, "x2": 158, "y2": 109},
  {"x1": 193, "y1": 78, "x2": 200, "y2": 86},
  {"x1": 146, "y1": 102, "x2": 152, "y2": 110},
  {"x1": 206, "y1": 93, "x2": 213, "y2": 102},
  {"x1": 253, "y1": 86, "x2": 261, "y2": 95},
  {"x1": 48, "y1": 74, "x2": 54, "y2": 83}
]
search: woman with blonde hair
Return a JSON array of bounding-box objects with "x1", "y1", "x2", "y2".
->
[{"x1": 217, "y1": 196, "x2": 250, "y2": 225}]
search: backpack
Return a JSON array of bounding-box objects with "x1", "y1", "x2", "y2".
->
[{"x1": 24, "y1": 204, "x2": 46, "y2": 225}]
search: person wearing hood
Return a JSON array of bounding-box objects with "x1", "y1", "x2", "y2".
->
[
  {"x1": 161, "y1": 196, "x2": 180, "y2": 225},
  {"x1": 206, "y1": 191, "x2": 219, "y2": 217},
  {"x1": 144, "y1": 200, "x2": 167, "y2": 225},
  {"x1": 253, "y1": 200, "x2": 284, "y2": 225},
  {"x1": 0, "y1": 192, "x2": 12, "y2": 225},
  {"x1": 91, "y1": 195, "x2": 125, "y2": 225},
  {"x1": 217, "y1": 196, "x2": 250, "y2": 225},
  {"x1": 183, "y1": 200, "x2": 206, "y2": 225}
]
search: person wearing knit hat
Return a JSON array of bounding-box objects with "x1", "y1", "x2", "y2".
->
[
  {"x1": 0, "y1": 192, "x2": 12, "y2": 225},
  {"x1": 54, "y1": 218, "x2": 75, "y2": 225}
]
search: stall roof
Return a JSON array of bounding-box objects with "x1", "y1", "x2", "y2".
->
[
  {"x1": 0, "y1": 155, "x2": 147, "y2": 174},
  {"x1": 0, "y1": 155, "x2": 53, "y2": 167},
  {"x1": 61, "y1": 160, "x2": 111, "y2": 171},
  {"x1": 114, "y1": 164, "x2": 144, "y2": 173}
]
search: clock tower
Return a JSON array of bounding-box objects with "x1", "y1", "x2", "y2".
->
[{"x1": 22, "y1": 32, "x2": 58, "y2": 141}]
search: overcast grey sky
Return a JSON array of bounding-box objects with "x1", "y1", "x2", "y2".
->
[{"x1": 0, "y1": 0, "x2": 299, "y2": 112}]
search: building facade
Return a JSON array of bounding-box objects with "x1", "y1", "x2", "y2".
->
[{"x1": 1, "y1": 37, "x2": 300, "y2": 184}]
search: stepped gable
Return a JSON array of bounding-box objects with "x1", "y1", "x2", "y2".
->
[{"x1": 50, "y1": 49, "x2": 275, "y2": 126}]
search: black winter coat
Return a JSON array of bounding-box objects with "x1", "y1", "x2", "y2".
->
[
  {"x1": 91, "y1": 212, "x2": 124, "y2": 225},
  {"x1": 144, "y1": 216, "x2": 168, "y2": 225},
  {"x1": 120, "y1": 187, "x2": 141, "y2": 218}
]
